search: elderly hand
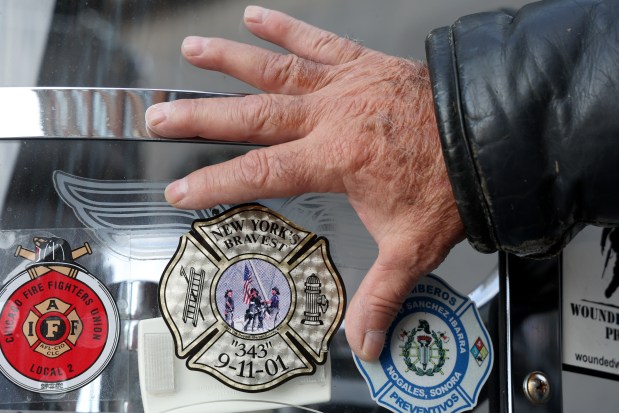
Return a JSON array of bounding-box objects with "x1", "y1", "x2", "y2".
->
[{"x1": 145, "y1": 5, "x2": 464, "y2": 361}]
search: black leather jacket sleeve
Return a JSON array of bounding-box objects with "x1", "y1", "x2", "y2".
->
[{"x1": 425, "y1": 0, "x2": 619, "y2": 257}]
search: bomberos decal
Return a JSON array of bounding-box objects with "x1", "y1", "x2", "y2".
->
[
  {"x1": 0, "y1": 237, "x2": 120, "y2": 393},
  {"x1": 159, "y1": 203, "x2": 346, "y2": 392},
  {"x1": 354, "y1": 274, "x2": 493, "y2": 413}
]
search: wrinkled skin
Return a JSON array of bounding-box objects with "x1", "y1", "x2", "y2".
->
[{"x1": 146, "y1": 6, "x2": 465, "y2": 361}]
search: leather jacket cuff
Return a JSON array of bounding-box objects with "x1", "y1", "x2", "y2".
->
[{"x1": 425, "y1": 26, "x2": 497, "y2": 254}]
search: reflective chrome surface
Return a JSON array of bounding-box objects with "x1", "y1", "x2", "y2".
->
[{"x1": 0, "y1": 88, "x2": 236, "y2": 139}]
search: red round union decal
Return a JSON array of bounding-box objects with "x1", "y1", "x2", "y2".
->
[{"x1": 0, "y1": 266, "x2": 119, "y2": 393}]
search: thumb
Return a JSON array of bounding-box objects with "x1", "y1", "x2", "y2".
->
[{"x1": 345, "y1": 239, "x2": 430, "y2": 361}]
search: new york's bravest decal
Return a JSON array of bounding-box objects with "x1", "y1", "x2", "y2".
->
[
  {"x1": 0, "y1": 237, "x2": 120, "y2": 393},
  {"x1": 159, "y1": 204, "x2": 346, "y2": 392},
  {"x1": 354, "y1": 274, "x2": 493, "y2": 413}
]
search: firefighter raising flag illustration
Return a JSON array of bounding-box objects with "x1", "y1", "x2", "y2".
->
[
  {"x1": 0, "y1": 237, "x2": 119, "y2": 394},
  {"x1": 242, "y1": 264, "x2": 253, "y2": 305},
  {"x1": 159, "y1": 204, "x2": 346, "y2": 392}
]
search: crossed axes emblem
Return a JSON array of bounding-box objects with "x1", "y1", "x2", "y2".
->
[{"x1": 14, "y1": 237, "x2": 92, "y2": 279}]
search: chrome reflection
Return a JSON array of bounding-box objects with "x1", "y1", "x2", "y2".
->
[
  {"x1": 0, "y1": 89, "x2": 44, "y2": 136},
  {"x1": 469, "y1": 267, "x2": 500, "y2": 308},
  {"x1": 0, "y1": 88, "x2": 238, "y2": 139}
]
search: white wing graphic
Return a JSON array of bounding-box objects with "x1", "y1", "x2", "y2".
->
[
  {"x1": 54, "y1": 171, "x2": 377, "y2": 271},
  {"x1": 53, "y1": 170, "x2": 226, "y2": 260}
]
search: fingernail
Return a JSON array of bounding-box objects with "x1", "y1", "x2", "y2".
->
[
  {"x1": 244, "y1": 5, "x2": 267, "y2": 24},
  {"x1": 165, "y1": 178, "x2": 188, "y2": 205},
  {"x1": 182, "y1": 36, "x2": 208, "y2": 57},
  {"x1": 145, "y1": 103, "x2": 169, "y2": 127},
  {"x1": 363, "y1": 331, "x2": 386, "y2": 359}
]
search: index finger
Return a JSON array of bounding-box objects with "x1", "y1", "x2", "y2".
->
[
  {"x1": 165, "y1": 136, "x2": 343, "y2": 209},
  {"x1": 244, "y1": 6, "x2": 368, "y2": 66},
  {"x1": 146, "y1": 94, "x2": 313, "y2": 144}
]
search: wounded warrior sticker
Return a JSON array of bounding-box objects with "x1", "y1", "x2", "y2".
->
[
  {"x1": 159, "y1": 204, "x2": 346, "y2": 392},
  {"x1": 0, "y1": 237, "x2": 119, "y2": 393},
  {"x1": 563, "y1": 227, "x2": 619, "y2": 380},
  {"x1": 354, "y1": 274, "x2": 493, "y2": 413}
]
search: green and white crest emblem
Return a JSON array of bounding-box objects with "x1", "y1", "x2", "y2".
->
[{"x1": 400, "y1": 320, "x2": 449, "y2": 376}]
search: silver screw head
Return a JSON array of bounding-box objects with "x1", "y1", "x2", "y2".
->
[{"x1": 523, "y1": 371, "x2": 551, "y2": 405}]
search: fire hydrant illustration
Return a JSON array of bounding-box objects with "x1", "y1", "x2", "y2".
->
[{"x1": 301, "y1": 274, "x2": 329, "y2": 326}]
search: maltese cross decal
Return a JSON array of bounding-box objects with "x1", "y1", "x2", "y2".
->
[{"x1": 159, "y1": 204, "x2": 346, "y2": 392}]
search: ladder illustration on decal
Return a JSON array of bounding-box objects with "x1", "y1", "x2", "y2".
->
[{"x1": 181, "y1": 267, "x2": 205, "y2": 327}]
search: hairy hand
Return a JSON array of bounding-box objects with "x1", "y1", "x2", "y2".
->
[{"x1": 146, "y1": 6, "x2": 464, "y2": 361}]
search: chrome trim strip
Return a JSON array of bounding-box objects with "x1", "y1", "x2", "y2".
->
[{"x1": 0, "y1": 87, "x2": 240, "y2": 139}]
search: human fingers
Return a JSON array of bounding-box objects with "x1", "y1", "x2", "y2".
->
[
  {"x1": 243, "y1": 6, "x2": 368, "y2": 66},
  {"x1": 145, "y1": 94, "x2": 313, "y2": 143},
  {"x1": 164, "y1": 137, "x2": 343, "y2": 209},
  {"x1": 182, "y1": 37, "x2": 330, "y2": 95}
]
